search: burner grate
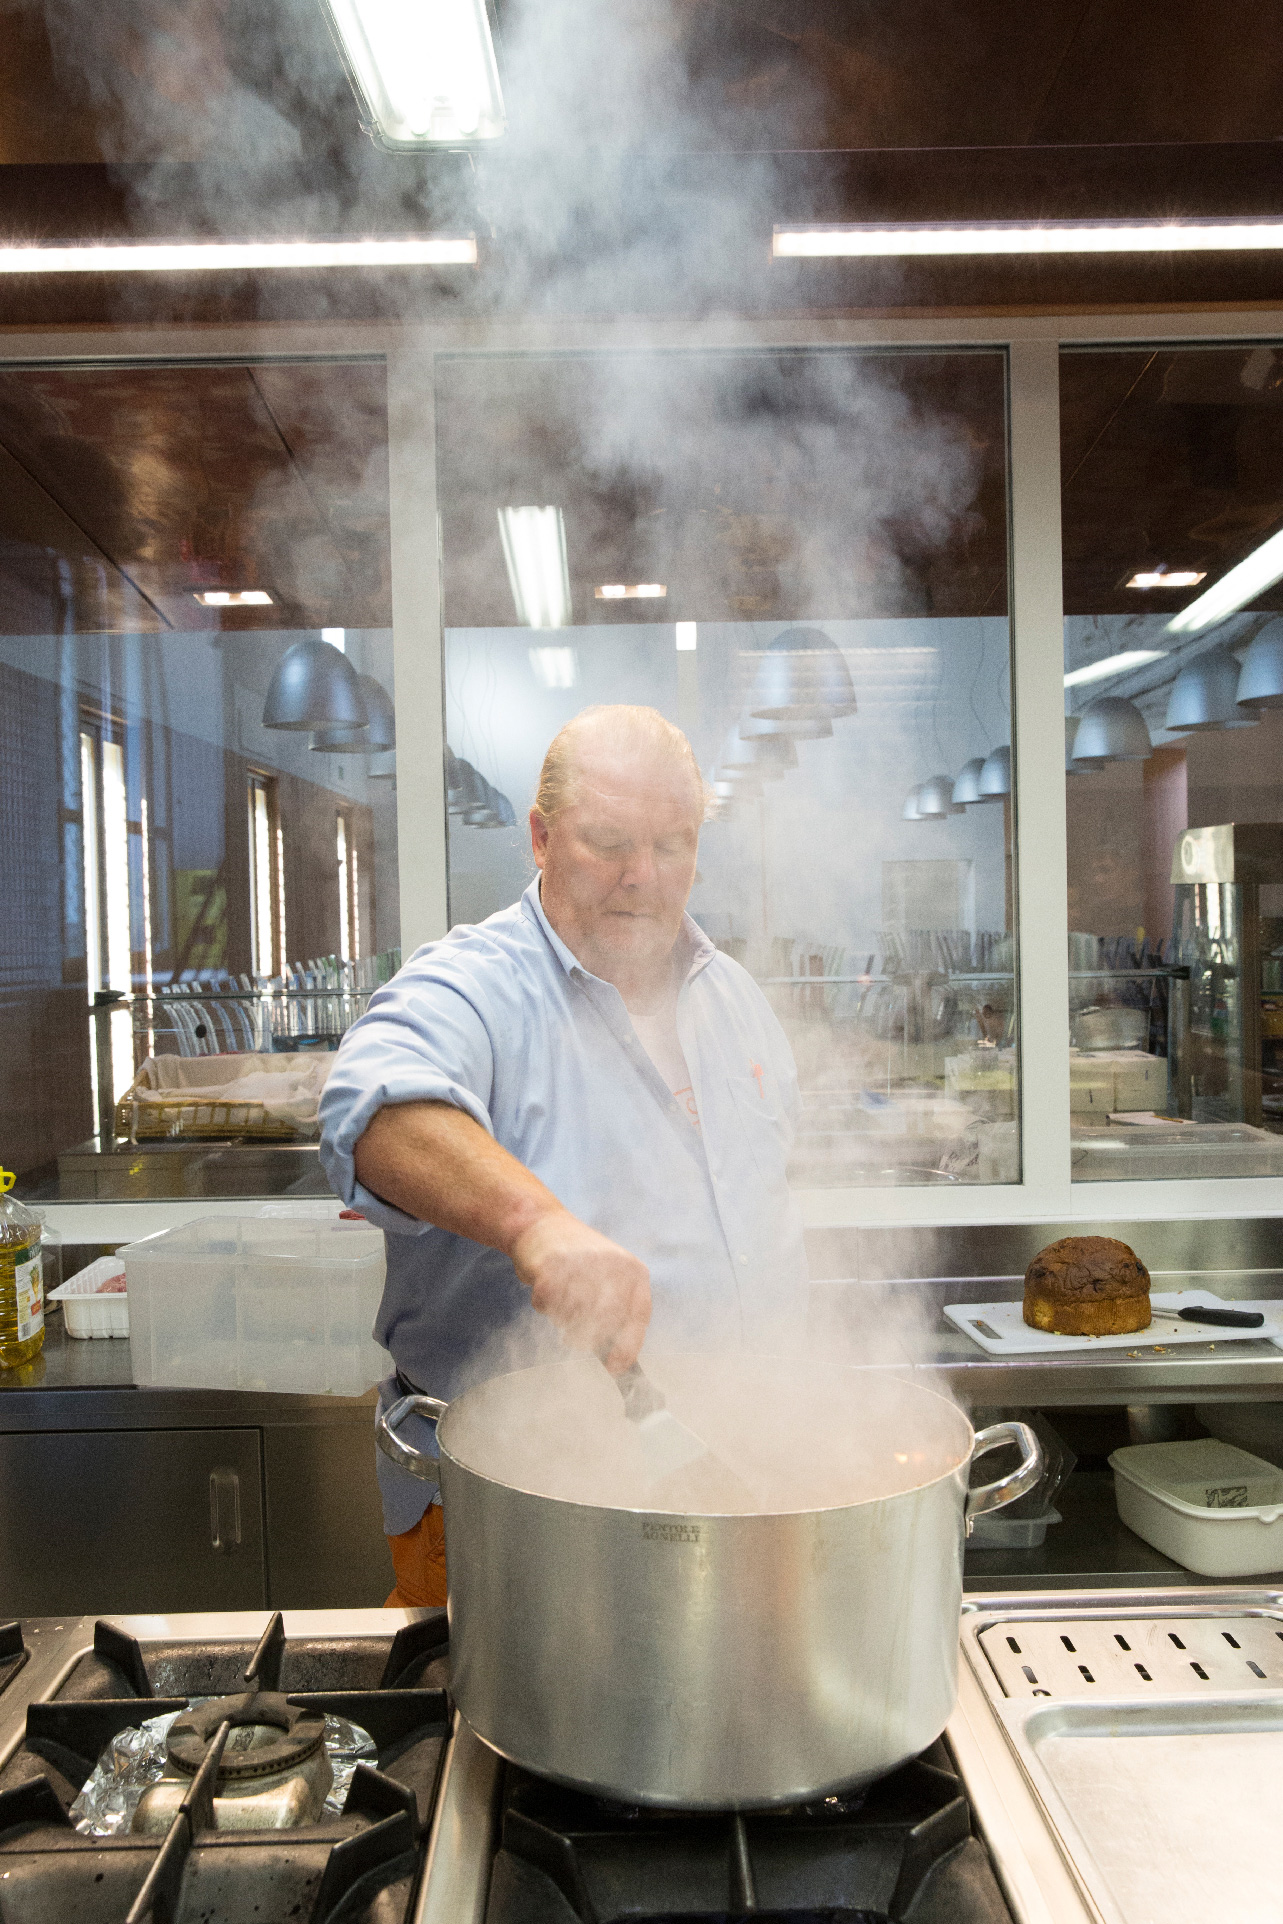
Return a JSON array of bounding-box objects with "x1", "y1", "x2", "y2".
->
[
  {"x1": 485, "y1": 1744, "x2": 1013, "y2": 1924},
  {"x1": 0, "y1": 1611, "x2": 451, "y2": 1924},
  {"x1": 980, "y1": 1614, "x2": 1283, "y2": 1699}
]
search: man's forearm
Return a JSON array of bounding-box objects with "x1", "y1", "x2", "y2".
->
[{"x1": 353, "y1": 1100, "x2": 564, "y2": 1256}]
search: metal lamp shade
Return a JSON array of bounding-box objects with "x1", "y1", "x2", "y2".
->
[
  {"x1": 311, "y1": 678, "x2": 396, "y2": 754},
  {"x1": 916, "y1": 773, "x2": 964, "y2": 817},
  {"x1": 1071, "y1": 696, "x2": 1151, "y2": 763},
  {"x1": 262, "y1": 640, "x2": 368, "y2": 731},
  {"x1": 721, "y1": 726, "x2": 796, "y2": 780},
  {"x1": 1165, "y1": 648, "x2": 1256, "y2": 732},
  {"x1": 748, "y1": 627, "x2": 857, "y2": 722},
  {"x1": 450, "y1": 758, "x2": 486, "y2": 819},
  {"x1": 977, "y1": 744, "x2": 1012, "y2": 798},
  {"x1": 1236, "y1": 621, "x2": 1283, "y2": 710},
  {"x1": 951, "y1": 757, "x2": 986, "y2": 805},
  {"x1": 738, "y1": 712, "x2": 813, "y2": 751}
]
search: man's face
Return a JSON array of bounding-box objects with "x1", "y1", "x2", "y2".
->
[{"x1": 531, "y1": 752, "x2": 701, "y2": 984}]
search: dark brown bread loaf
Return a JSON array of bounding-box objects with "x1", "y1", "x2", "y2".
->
[{"x1": 1023, "y1": 1235, "x2": 1152, "y2": 1336}]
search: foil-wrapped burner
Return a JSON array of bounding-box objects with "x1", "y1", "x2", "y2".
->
[{"x1": 71, "y1": 1696, "x2": 378, "y2": 1837}]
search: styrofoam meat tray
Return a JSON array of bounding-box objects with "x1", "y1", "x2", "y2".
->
[{"x1": 943, "y1": 1291, "x2": 1283, "y2": 1355}]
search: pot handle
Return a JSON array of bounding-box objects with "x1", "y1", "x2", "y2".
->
[
  {"x1": 376, "y1": 1393, "x2": 449, "y2": 1484},
  {"x1": 966, "y1": 1420, "x2": 1043, "y2": 1529}
]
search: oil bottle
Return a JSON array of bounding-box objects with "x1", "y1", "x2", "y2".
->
[{"x1": 0, "y1": 1168, "x2": 43, "y2": 1367}]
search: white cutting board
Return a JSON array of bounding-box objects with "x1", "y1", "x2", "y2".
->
[{"x1": 943, "y1": 1291, "x2": 1283, "y2": 1356}]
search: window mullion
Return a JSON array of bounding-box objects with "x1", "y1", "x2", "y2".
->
[{"x1": 1009, "y1": 338, "x2": 1073, "y2": 1212}]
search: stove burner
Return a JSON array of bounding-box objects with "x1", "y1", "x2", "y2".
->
[
  {"x1": 166, "y1": 1692, "x2": 326, "y2": 1781},
  {"x1": 486, "y1": 1745, "x2": 1014, "y2": 1924}
]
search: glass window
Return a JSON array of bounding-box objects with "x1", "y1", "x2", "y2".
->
[
  {"x1": 438, "y1": 347, "x2": 1018, "y2": 1186},
  {"x1": 0, "y1": 359, "x2": 399, "y2": 1201},
  {"x1": 1061, "y1": 342, "x2": 1283, "y2": 1181}
]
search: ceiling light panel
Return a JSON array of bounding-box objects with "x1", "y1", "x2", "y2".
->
[
  {"x1": 321, "y1": 0, "x2": 505, "y2": 148},
  {"x1": 1167, "y1": 528, "x2": 1283, "y2": 634},
  {"x1": 1064, "y1": 649, "x2": 1167, "y2": 688},
  {"x1": 1127, "y1": 570, "x2": 1206, "y2": 590},
  {"x1": 529, "y1": 646, "x2": 578, "y2": 690},
  {"x1": 0, "y1": 237, "x2": 476, "y2": 273},
  {"x1": 595, "y1": 584, "x2": 667, "y2": 600},
  {"x1": 773, "y1": 219, "x2": 1283, "y2": 259},
  {"x1": 195, "y1": 589, "x2": 274, "y2": 607},
  {"x1": 499, "y1": 507, "x2": 572, "y2": 629}
]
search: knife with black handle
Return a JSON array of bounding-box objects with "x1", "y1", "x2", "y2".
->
[{"x1": 1176, "y1": 1305, "x2": 1265, "y2": 1329}]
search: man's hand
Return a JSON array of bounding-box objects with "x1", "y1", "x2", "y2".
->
[
  {"x1": 354, "y1": 1100, "x2": 652, "y2": 1369},
  {"x1": 510, "y1": 1209, "x2": 651, "y2": 1374}
]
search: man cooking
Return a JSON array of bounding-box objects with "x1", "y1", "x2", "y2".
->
[{"x1": 319, "y1": 703, "x2": 808, "y2": 1608}]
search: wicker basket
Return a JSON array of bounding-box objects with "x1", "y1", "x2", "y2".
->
[{"x1": 115, "y1": 1052, "x2": 334, "y2": 1143}]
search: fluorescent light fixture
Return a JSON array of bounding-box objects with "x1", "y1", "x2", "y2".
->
[
  {"x1": 594, "y1": 583, "x2": 667, "y2": 600},
  {"x1": 529, "y1": 646, "x2": 578, "y2": 690},
  {"x1": 321, "y1": 627, "x2": 346, "y2": 652},
  {"x1": 1167, "y1": 527, "x2": 1283, "y2": 634},
  {"x1": 498, "y1": 506, "x2": 572, "y2": 629},
  {"x1": 1064, "y1": 649, "x2": 1166, "y2": 688},
  {"x1": 195, "y1": 589, "x2": 274, "y2": 607},
  {"x1": 0, "y1": 236, "x2": 476, "y2": 273},
  {"x1": 773, "y1": 218, "x2": 1283, "y2": 259},
  {"x1": 321, "y1": 0, "x2": 505, "y2": 148},
  {"x1": 675, "y1": 622, "x2": 697, "y2": 652},
  {"x1": 1127, "y1": 570, "x2": 1206, "y2": 590}
]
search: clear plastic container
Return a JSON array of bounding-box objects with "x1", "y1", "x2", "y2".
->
[
  {"x1": 123, "y1": 1217, "x2": 388, "y2": 1396},
  {"x1": 0, "y1": 1168, "x2": 43, "y2": 1367}
]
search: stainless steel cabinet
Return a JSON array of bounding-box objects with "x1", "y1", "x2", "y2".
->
[
  {"x1": 0, "y1": 1428, "x2": 265, "y2": 1616},
  {"x1": 264, "y1": 1425, "x2": 394, "y2": 1607}
]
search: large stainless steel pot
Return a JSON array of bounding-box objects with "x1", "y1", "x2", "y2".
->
[{"x1": 376, "y1": 1361, "x2": 1039, "y2": 1809}]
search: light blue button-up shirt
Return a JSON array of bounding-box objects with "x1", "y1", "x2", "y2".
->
[{"x1": 319, "y1": 879, "x2": 808, "y2": 1531}]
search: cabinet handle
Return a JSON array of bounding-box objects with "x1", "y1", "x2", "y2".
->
[{"x1": 209, "y1": 1468, "x2": 241, "y2": 1553}]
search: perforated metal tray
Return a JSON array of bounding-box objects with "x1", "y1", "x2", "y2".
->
[{"x1": 959, "y1": 1589, "x2": 1283, "y2": 1924}]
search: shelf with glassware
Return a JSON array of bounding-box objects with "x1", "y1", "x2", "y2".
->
[{"x1": 84, "y1": 951, "x2": 399, "y2": 1154}]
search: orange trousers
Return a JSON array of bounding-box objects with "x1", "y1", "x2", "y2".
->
[{"x1": 385, "y1": 1502, "x2": 448, "y2": 1608}]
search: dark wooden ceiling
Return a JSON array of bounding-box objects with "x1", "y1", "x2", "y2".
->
[
  {"x1": 1062, "y1": 346, "x2": 1283, "y2": 616},
  {"x1": 13, "y1": 0, "x2": 1283, "y2": 164},
  {"x1": 437, "y1": 347, "x2": 1008, "y2": 627},
  {"x1": 0, "y1": 360, "x2": 391, "y2": 633}
]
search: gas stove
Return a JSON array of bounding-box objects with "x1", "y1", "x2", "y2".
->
[
  {"x1": 0, "y1": 1608, "x2": 450, "y2": 1924},
  {"x1": 1, "y1": 1590, "x2": 1274, "y2": 1924}
]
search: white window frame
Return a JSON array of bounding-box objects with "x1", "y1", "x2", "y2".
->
[{"x1": 10, "y1": 310, "x2": 1283, "y2": 1239}]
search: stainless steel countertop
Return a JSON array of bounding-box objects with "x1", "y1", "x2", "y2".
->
[
  {"x1": 815, "y1": 1270, "x2": 1283, "y2": 1405},
  {"x1": 950, "y1": 1583, "x2": 1283, "y2": 1924},
  {"x1": 9, "y1": 1270, "x2": 1283, "y2": 1425}
]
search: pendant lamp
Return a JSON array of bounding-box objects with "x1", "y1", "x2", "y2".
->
[
  {"x1": 1165, "y1": 647, "x2": 1257, "y2": 732},
  {"x1": 748, "y1": 627, "x2": 857, "y2": 722},
  {"x1": 368, "y1": 751, "x2": 396, "y2": 782},
  {"x1": 738, "y1": 712, "x2": 810, "y2": 754},
  {"x1": 916, "y1": 773, "x2": 965, "y2": 817},
  {"x1": 1071, "y1": 696, "x2": 1151, "y2": 763},
  {"x1": 721, "y1": 724, "x2": 796, "y2": 780},
  {"x1": 902, "y1": 785, "x2": 923, "y2": 821},
  {"x1": 309, "y1": 676, "x2": 397, "y2": 753},
  {"x1": 952, "y1": 756, "x2": 986, "y2": 805},
  {"x1": 262, "y1": 639, "x2": 368, "y2": 731},
  {"x1": 1236, "y1": 619, "x2": 1283, "y2": 710},
  {"x1": 977, "y1": 744, "x2": 1012, "y2": 798}
]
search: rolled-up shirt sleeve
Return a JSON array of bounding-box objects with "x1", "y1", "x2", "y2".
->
[{"x1": 319, "y1": 960, "x2": 497, "y2": 1235}]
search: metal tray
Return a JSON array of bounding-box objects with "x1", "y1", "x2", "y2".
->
[{"x1": 959, "y1": 1591, "x2": 1283, "y2": 1924}]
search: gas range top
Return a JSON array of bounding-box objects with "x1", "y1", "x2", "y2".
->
[
  {"x1": 0, "y1": 1609, "x2": 450, "y2": 1924},
  {"x1": 4, "y1": 1588, "x2": 1273, "y2": 1924}
]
